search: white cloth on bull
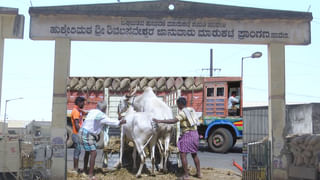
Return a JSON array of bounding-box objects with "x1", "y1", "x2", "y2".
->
[{"x1": 182, "y1": 107, "x2": 199, "y2": 127}]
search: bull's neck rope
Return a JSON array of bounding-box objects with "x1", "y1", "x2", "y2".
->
[
  {"x1": 118, "y1": 96, "x2": 136, "y2": 119},
  {"x1": 128, "y1": 96, "x2": 135, "y2": 106}
]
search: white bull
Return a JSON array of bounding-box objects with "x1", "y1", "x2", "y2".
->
[
  {"x1": 124, "y1": 87, "x2": 174, "y2": 172},
  {"x1": 117, "y1": 105, "x2": 158, "y2": 177}
]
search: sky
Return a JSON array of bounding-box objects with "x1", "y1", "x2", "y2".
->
[{"x1": 1, "y1": 0, "x2": 320, "y2": 122}]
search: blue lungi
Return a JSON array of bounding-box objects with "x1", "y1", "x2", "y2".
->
[{"x1": 79, "y1": 128, "x2": 97, "y2": 151}]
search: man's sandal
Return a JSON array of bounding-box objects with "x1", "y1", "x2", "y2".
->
[
  {"x1": 177, "y1": 176, "x2": 191, "y2": 180},
  {"x1": 195, "y1": 173, "x2": 203, "y2": 179}
]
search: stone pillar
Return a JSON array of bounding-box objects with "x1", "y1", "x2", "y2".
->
[
  {"x1": 50, "y1": 38, "x2": 70, "y2": 180},
  {"x1": 0, "y1": 17, "x2": 4, "y2": 118},
  {"x1": 0, "y1": 11, "x2": 24, "y2": 179},
  {"x1": 0, "y1": 16, "x2": 6, "y2": 179},
  {"x1": 268, "y1": 43, "x2": 287, "y2": 179}
]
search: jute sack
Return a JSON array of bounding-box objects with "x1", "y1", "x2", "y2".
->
[
  {"x1": 184, "y1": 77, "x2": 194, "y2": 89},
  {"x1": 69, "y1": 77, "x2": 79, "y2": 89},
  {"x1": 81, "y1": 86, "x2": 88, "y2": 91},
  {"x1": 308, "y1": 135, "x2": 320, "y2": 146},
  {"x1": 67, "y1": 78, "x2": 71, "y2": 88},
  {"x1": 157, "y1": 77, "x2": 166, "y2": 88},
  {"x1": 194, "y1": 77, "x2": 202, "y2": 86},
  {"x1": 120, "y1": 78, "x2": 130, "y2": 91},
  {"x1": 94, "y1": 78, "x2": 104, "y2": 91},
  {"x1": 175, "y1": 77, "x2": 183, "y2": 89},
  {"x1": 87, "y1": 77, "x2": 95, "y2": 90},
  {"x1": 75, "y1": 77, "x2": 87, "y2": 90},
  {"x1": 140, "y1": 78, "x2": 148, "y2": 89},
  {"x1": 194, "y1": 84, "x2": 203, "y2": 91},
  {"x1": 130, "y1": 78, "x2": 140, "y2": 89},
  {"x1": 103, "y1": 77, "x2": 113, "y2": 88},
  {"x1": 166, "y1": 77, "x2": 175, "y2": 90},
  {"x1": 148, "y1": 78, "x2": 157, "y2": 88},
  {"x1": 159, "y1": 86, "x2": 166, "y2": 91},
  {"x1": 112, "y1": 78, "x2": 120, "y2": 90},
  {"x1": 152, "y1": 86, "x2": 158, "y2": 92}
]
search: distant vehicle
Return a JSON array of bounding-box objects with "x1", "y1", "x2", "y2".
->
[
  {"x1": 66, "y1": 76, "x2": 243, "y2": 153},
  {"x1": 197, "y1": 77, "x2": 242, "y2": 153}
]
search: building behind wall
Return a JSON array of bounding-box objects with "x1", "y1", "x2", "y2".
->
[
  {"x1": 25, "y1": 120, "x2": 51, "y2": 137},
  {"x1": 0, "y1": 122, "x2": 8, "y2": 135},
  {"x1": 243, "y1": 103, "x2": 320, "y2": 180}
]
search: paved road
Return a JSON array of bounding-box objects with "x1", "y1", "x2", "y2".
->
[{"x1": 67, "y1": 140, "x2": 242, "y2": 173}]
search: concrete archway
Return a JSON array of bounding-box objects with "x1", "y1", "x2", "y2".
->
[
  {"x1": 0, "y1": 7, "x2": 24, "y2": 122},
  {"x1": 28, "y1": 1, "x2": 312, "y2": 179},
  {"x1": 0, "y1": 7, "x2": 24, "y2": 178}
]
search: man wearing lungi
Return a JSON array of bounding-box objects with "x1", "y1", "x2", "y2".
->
[
  {"x1": 79, "y1": 101, "x2": 126, "y2": 180},
  {"x1": 153, "y1": 97, "x2": 202, "y2": 180},
  {"x1": 70, "y1": 96, "x2": 86, "y2": 173}
]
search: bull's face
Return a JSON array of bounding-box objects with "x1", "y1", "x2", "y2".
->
[
  {"x1": 118, "y1": 96, "x2": 129, "y2": 117},
  {"x1": 118, "y1": 96, "x2": 136, "y2": 120},
  {"x1": 118, "y1": 87, "x2": 137, "y2": 116}
]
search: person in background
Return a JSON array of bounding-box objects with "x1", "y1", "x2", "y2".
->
[
  {"x1": 80, "y1": 101, "x2": 126, "y2": 180},
  {"x1": 70, "y1": 96, "x2": 86, "y2": 173},
  {"x1": 153, "y1": 97, "x2": 201, "y2": 180},
  {"x1": 228, "y1": 91, "x2": 240, "y2": 116}
]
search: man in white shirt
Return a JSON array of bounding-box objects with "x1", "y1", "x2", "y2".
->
[
  {"x1": 79, "y1": 101, "x2": 126, "y2": 179},
  {"x1": 228, "y1": 91, "x2": 240, "y2": 116}
]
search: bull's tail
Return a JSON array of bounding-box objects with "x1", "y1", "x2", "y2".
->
[
  {"x1": 142, "y1": 134, "x2": 154, "y2": 152},
  {"x1": 157, "y1": 139, "x2": 164, "y2": 152}
]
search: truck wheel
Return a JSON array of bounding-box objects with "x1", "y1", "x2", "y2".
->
[
  {"x1": 66, "y1": 126, "x2": 73, "y2": 148},
  {"x1": 208, "y1": 128, "x2": 233, "y2": 153},
  {"x1": 96, "y1": 131, "x2": 104, "y2": 149},
  {"x1": 232, "y1": 137, "x2": 237, "y2": 147}
]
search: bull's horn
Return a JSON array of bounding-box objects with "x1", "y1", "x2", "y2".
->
[{"x1": 128, "y1": 85, "x2": 138, "y2": 97}]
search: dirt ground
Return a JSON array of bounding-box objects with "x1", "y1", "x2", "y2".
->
[
  {"x1": 69, "y1": 137, "x2": 242, "y2": 179},
  {"x1": 67, "y1": 167, "x2": 242, "y2": 180}
]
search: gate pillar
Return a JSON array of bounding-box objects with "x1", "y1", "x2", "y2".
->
[
  {"x1": 268, "y1": 43, "x2": 287, "y2": 179},
  {"x1": 50, "y1": 38, "x2": 70, "y2": 180}
]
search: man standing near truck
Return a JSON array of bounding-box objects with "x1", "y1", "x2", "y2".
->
[
  {"x1": 71, "y1": 96, "x2": 86, "y2": 173},
  {"x1": 153, "y1": 97, "x2": 202, "y2": 180}
]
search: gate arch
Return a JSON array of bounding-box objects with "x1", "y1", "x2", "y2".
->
[{"x1": 28, "y1": 1, "x2": 312, "y2": 179}]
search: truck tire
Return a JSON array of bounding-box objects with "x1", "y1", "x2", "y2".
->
[
  {"x1": 208, "y1": 128, "x2": 233, "y2": 153},
  {"x1": 66, "y1": 126, "x2": 74, "y2": 148},
  {"x1": 96, "y1": 131, "x2": 104, "y2": 149},
  {"x1": 232, "y1": 137, "x2": 237, "y2": 147}
]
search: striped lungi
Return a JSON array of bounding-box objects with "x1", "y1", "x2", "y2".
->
[
  {"x1": 79, "y1": 128, "x2": 97, "y2": 151},
  {"x1": 177, "y1": 130, "x2": 199, "y2": 153}
]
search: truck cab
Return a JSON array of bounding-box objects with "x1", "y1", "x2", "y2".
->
[{"x1": 198, "y1": 77, "x2": 243, "y2": 153}]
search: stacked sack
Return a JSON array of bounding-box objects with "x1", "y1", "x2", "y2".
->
[
  {"x1": 287, "y1": 134, "x2": 320, "y2": 168},
  {"x1": 67, "y1": 77, "x2": 204, "y2": 92}
]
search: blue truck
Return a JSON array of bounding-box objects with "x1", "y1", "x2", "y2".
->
[{"x1": 196, "y1": 77, "x2": 243, "y2": 153}]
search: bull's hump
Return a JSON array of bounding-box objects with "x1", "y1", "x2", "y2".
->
[{"x1": 143, "y1": 87, "x2": 157, "y2": 98}]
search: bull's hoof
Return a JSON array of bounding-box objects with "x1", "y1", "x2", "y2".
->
[
  {"x1": 114, "y1": 162, "x2": 121, "y2": 169},
  {"x1": 136, "y1": 174, "x2": 142, "y2": 178},
  {"x1": 132, "y1": 168, "x2": 137, "y2": 173},
  {"x1": 150, "y1": 173, "x2": 156, "y2": 177}
]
